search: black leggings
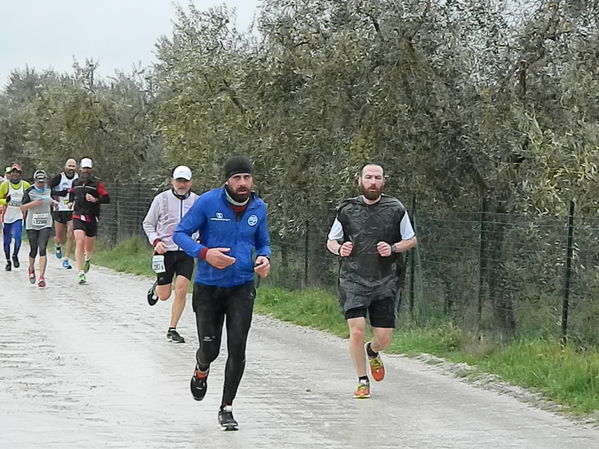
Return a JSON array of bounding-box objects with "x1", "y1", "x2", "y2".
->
[
  {"x1": 192, "y1": 282, "x2": 256, "y2": 406},
  {"x1": 27, "y1": 228, "x2": 52, "y2": 258}
]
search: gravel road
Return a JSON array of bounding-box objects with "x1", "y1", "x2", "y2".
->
[{"x1": 1, "y1": 258, "x2": 598, "y2": 448}]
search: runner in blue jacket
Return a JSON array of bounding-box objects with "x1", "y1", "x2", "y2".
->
[{"x1": 173, "y1": 155, "x2": 271, "y2": 431}]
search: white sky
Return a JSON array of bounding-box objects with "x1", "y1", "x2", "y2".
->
[{"x1": 0, "y1": 0, "x2": 260, "y2": 87}]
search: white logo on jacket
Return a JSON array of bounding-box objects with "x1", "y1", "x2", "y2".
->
[
  {"x1": 210, "y1": 212, "x2": 230, "y2": 222},
  {"x1": 248, "y1": 215, "x2": 258, "y2": 226}
]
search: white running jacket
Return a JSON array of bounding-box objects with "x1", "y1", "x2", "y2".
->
[{"x1": 142, "y1": 189, "x2": 199, "y2": 251}]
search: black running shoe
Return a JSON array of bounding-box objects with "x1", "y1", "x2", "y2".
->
[
  {"x1": 167, "y1": 328, "x2": 185, "y2": 343},
  {"x1": 5, "y1": 261, "x2": 11, "y2": 271},
  {"x1": 12, "y1": 255, "x2": 19, "y2": 268},
  {"x1": 147, "y1": 281, "x2": 158, "y2": 306},
  {"x1": 190, "y1": 367, "x2": 208, "y2": 401},
  {"x1": 218, "y1": 405, "x2": 238, "y2": 431}
]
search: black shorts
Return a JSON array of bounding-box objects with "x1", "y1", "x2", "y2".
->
[
  {"x1": 344, "y1": 296, "x2": 396, "y2": 328},
  {"x1": 73, "y1": 218, "x2": 98, "y2": 238},
  {"x1": 52, "y1": 211, "x2": 73, "y2": 224},
  {"x1": 156, "y1": 251, "x2": 194, "y2": 285}
]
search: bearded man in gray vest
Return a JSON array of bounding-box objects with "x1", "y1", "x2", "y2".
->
[{"x1": 327, "y1": 163, "x2": 417, "y2": 399}]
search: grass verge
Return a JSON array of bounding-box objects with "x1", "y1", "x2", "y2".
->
[
  {"x1": 93, "y1": 237, "x2": 154, "y2": 277},
  {"x1": 93, "y1": 237, "x2": 599, "y2": 416}
]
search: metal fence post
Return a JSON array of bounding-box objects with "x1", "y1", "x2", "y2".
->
[
  {"x1": 304, "y1": 220, "x2": 309, "y2": 287},
  {"x1": 477, "y1": 196, "x2": 488, "y2": 334},
  {"x1": 409, "y1": 195, "x2": 416, "y2": 320},
  {"x1": 561, "y1": 200, "x2": 575, "y2": 344}
]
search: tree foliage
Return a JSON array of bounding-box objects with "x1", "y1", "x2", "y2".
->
[{"x1": 2, "y1": 0, "x2": 599, "y2": 332}]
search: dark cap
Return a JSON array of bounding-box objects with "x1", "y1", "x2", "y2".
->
[{"x1": 223, "y1": 156, "x2": 253, "y2": 180}]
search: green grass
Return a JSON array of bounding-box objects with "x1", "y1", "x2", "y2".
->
[
  {"x1": 93, "y1": 236, "x2": 154, "y2": 276},
  {"x1": 453, "y1": 340, "x2": 599, "y2": 414},
  {"x1": 93, "y1": 237, "x2": 599, "y2": 416},
  {"x1": 254, "y1": 287, "x2": 349, "y2": 337}
]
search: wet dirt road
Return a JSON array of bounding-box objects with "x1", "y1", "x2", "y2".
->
[{"x1": 1, "y1": 258, "x2": 598, "y2": 449}]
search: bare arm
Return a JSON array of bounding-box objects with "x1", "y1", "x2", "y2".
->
[
  {"x1": 327, "y1": 239, "x2": 353, "y2": 257},
  {"x1": 393, "y1": 237, "x2": 417, "y2": 253}
]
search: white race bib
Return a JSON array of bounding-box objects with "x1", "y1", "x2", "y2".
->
[
  {"x1": 152, "y1": 255, "x2": 166, "y2": 273},
  {"x1": 32, "y1": 213, "x2": 49, "y2": 226}
]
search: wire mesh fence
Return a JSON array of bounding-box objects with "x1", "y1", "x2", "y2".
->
[{"x1": 98, "y1": 183, "x2": 598, "y2": 347}]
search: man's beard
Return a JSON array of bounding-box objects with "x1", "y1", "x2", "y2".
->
[
  {"x1": 225, "y1": 184, "x2": 250, "y2": 203},
  {"x1": 173, "y1": 187, "x2": 190, "y2": 198},
  {"x1": 65, "y1": 169, "x2": 75, "y2": 177},
  {"x1": 360, "y1": 184, "x2": 382, "y2": 201}
]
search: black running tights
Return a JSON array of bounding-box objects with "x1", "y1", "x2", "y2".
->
[
  {"x1": 27, "y1": 228, "x2": 51, "y2": 258},
  {"x1": 192, "y1": 282, "x2": 255, "y2": 406}
]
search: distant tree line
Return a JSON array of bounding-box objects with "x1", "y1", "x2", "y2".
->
[{"x1": 2, "y1": 1, "x2": 598, "y2": 333}]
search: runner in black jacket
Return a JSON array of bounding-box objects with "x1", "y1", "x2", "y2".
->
[{"x1": 68, "y1": 158, "x2": 109, "y2": 284}]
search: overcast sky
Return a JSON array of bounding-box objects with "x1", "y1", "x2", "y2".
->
[{"x1": 0, "y1": 0, "x2": 260, "y2": 88}]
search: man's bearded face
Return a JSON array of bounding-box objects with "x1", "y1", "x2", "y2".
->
[{"x1": 359, "y1": 166, "x2": 384, "y2": 201}]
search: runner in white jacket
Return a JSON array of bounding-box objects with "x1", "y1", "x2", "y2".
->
[{"x1": 142, "y1": 166, "x2": 199, "y2": 343}]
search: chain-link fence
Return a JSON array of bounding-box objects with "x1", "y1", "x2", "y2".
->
[{"x1": 98, "y1": 183, "x2": 598, "y2": 347}]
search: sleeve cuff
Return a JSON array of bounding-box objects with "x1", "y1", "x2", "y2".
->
[{"x1": 199, "y1": 247, "x2": 209, "y2": 260}]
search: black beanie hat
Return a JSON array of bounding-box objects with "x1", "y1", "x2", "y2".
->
[{"x1": 224, "y1": 156, "x2": 253, "y2": 180}]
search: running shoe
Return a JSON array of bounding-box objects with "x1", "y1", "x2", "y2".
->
[
  {"x1": 147, "y1": 281, "x2": 158, "y2": 306},
  {"x1": 167, "y1": 328, "x2": 185, "y2": 343},
  {"x1": 62, "y1": 259, "x2": 72, "y2": 269},
  {"x1": 83, "y1": 259, "x2": 91, "y2": 273},
  {"x1": 78, "y1": 273, "x2": 86, "y2": 284},
  {"x1": 218, "y1": 405, "x2": 238, "y2": 431},
  {"x1": 5, "y1": 261, "x2": 11, "y2": 271},
  {"x1": 366, "y1": 342, "x2": 385, "y2": 382},
  {"x1": 190, "y1": 367, "x2": 209, "y2": 401},
  {"x1": 38, "y1": 277, "x2": 46, "y2": 288},
  {"x1": 28, "y1": 267, "x2": 36, "y2": 284},
  {"x1": 55, "y1": 246, "x2": 62, "y2": 259},
  {"x1": 353, "y1": 379, "x2": 371, "y2": 399},
  {"x1": 12, "y1": 255, "x2": 20, "y2": 268}
]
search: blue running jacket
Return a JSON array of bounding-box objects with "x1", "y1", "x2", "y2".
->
[{"x1": 173, "y1": 187, "x2": 271, "y2": 287}]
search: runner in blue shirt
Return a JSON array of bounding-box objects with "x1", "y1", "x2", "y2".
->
[{"x1": 174, "y1": 156, "x2": 271, "y2": 431}]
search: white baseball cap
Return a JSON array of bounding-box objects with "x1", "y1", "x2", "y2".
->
[
  {"x1": 80, "y1": 158, "x2": 93, "y2": 169},
  {"x1": 172, "y1": 165, "x2": 192, "y2": 181}
]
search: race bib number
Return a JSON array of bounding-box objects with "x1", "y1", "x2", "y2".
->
[
  {"x1": 152, "y1": 255, "x2": 166, "y2": 274},
  {"x1": 32, "y1": 213, "x2": 49, "y2": 226}
]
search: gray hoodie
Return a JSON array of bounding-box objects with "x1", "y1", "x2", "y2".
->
[{"x1": 142, "y1": 189, "x2": 199, "y2": 251}]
